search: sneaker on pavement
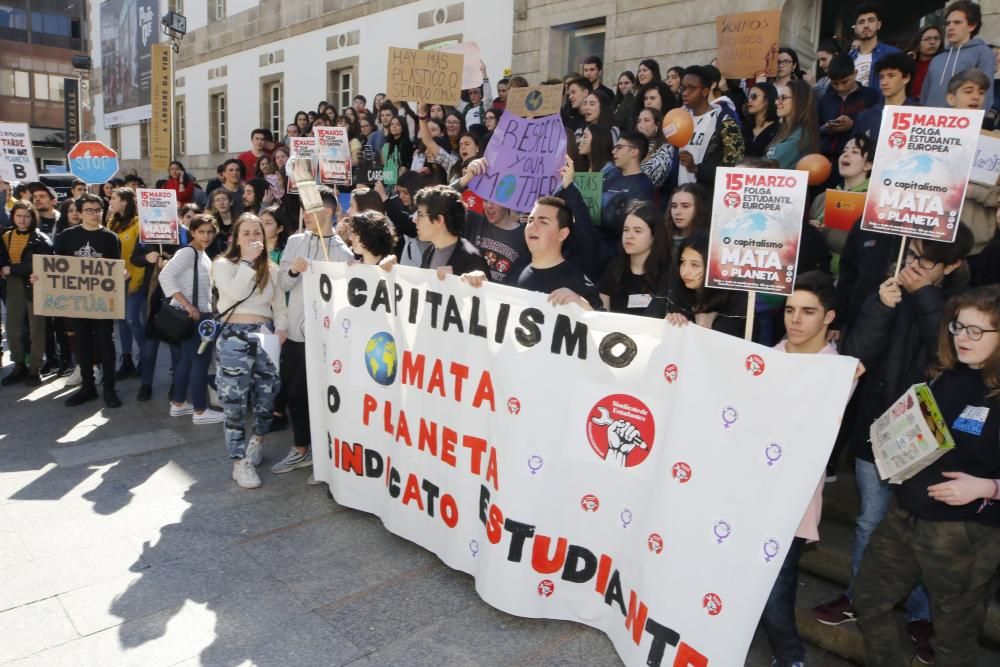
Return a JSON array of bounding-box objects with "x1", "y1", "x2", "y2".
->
[
  {"x1": 136, "y1": 384, "x2": 153, "y2": 401},
  {"x1": 271, "y1": 447, "x2": 312, "y2": 474},
  {"x1": 245, "y1": 435, "x2": 265, "y2": 466},
  {"x1": 232, "y1": 459, "x2": 261, "y2": 489},
  {"x1": 192, "y1": 408, "x2": 224, "y2": 425},
  {"x1": 103, "y1": 388, "x2": 123, "y2": 409},
  {"x1": 65, "y1": 384, "x2": 99, "y2": 406},
  {"x1": 812, "y1": 594, "x2": 856, "y2": 626},
  {"x1": 24, "y1": 373, "x2": 42, "y2": 387},
  {"x1": 909, "y1": 620, "x2": 935, "y2": 664},
  {"x1": 57, "y1": 364, "x2": 73, "y2": 377},
  {"x1": 65, "y1": 366, "x2": 83, "y2": 387},
  {"x1": 169, "y1": 401, "x2": 194, "y2": 417}
]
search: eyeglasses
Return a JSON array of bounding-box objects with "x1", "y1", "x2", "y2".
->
[
  {"x1": 777, "y1": 94, "x2": 793, "y2": 101},
  {"x1": 748, "y1": 92, "x2": 762, "y2": 101},
  {"x1": 81, "y1": 207, "x2": 102, "y2": 214},
  {"x1": 904, "y1": 250, "x2": 938, "y2": 270},
  {"x1": 949, "y1": 320, "x2": 1000, "y2": 341}
]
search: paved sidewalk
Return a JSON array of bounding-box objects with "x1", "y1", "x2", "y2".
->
[{"x1": 0, "y1": 350, "x2": 852, "y2": 666}]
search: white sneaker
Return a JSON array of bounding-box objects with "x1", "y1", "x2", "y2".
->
[
  {"x1": 192, "y1": 408, "x2": 224, "y2": 425},
  {"x1": 245, "y1": 435, "x2": 264, "y2": 466},
  {"x1": 169, "y1": 402, "x2": 194, "y2": 417},
  {"x1": 232, "y1": 459, "x2": 261, "y2": 489},
  {"x1": 65, "y1": 366, "x2": 83, "y2": 387}
]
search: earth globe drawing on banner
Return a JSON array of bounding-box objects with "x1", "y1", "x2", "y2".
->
[
  {"x1": 525, "y1": 90, "x2": 544, "y2": 112},
  {"x1": 365, "y1": 331, "x2": 398, "y2": 386}
]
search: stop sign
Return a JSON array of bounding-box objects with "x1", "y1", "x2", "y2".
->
[{"x1": 67, "y1": 141, "x2": 120, "y2": 184}]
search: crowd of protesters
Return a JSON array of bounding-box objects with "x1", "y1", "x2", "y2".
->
[{"x1": 2, "y1": 1, "x2": 1000, "y2": 664}]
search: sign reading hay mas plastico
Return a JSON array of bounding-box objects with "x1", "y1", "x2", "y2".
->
[
  {"x1": 386, "y1": 47, "x2": 464, "y2": 106},
  {"x1": 138, "y1": 188, "x2": 179, "y2": 244},
  {"x1": 862, "y1": 106, "x2": 984, "y2": 242},
  {"x1": 32, "y1": 255, "x2": 125, "y2": 320},
  {"x1": 303, "y1": 263, "x2": 857, "y2": 667},
  {"x1": 468, "y1": 114, "x2": 567, "y2": 212},
  {"x1": 314, "y1": 126, "x2": 352, "y2": 186},
  {"x1": 0, "y1": 122, "x2": 39, "y2": 182},
  {"x1": 707, "y1": 168, "x2": 807, "y2": 295}
]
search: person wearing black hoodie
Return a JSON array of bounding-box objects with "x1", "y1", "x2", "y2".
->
[
  {"x1": 854, "y1": 285, "x2": 1000, "y2": 664},
  {"x1": 1, "y1": 201, "x2": 52, "y2": 386},
  {"x1": 812, "y1": 224, "x2": 974, "y2": 658}
]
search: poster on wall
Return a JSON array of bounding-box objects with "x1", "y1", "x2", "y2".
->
[{"x1": 100, "y1": 0, "x2": 159, "y2": 127}]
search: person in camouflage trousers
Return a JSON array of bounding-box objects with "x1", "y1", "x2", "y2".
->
[{"x1": 211, "y1": 213, "x2": 288, "y2": 489}]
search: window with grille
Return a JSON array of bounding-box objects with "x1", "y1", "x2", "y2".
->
[{"x1": 211, "y1": 93, "x2": 227, "y2": 153}]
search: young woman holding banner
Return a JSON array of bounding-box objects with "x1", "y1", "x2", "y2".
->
[
  {"x1": 854, "y1": 285, "x2": 1000, "y2": 664},
  {"x1": 597, "y1": 201, "x2": 670, "y2": 317}
]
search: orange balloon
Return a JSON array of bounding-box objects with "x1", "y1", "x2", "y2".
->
[
  {"x1": 796, "y1": 153, "x2": 832, "y2": 186},
  {"x1": 662, "y1": 108, "x2": 694, "y2": 148}
]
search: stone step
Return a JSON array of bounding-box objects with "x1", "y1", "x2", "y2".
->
[{"x1": 799, "y1": 499, "x2": 1000, "y2": 648}]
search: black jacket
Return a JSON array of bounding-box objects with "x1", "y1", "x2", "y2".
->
[
  {"x1": 842, "y1": 271, "x2": 969, "y2": 462},
  {"x1": 2, "y1": 227, "x2": 53, "y2": 297},
  {"x1": 834, "y1": 220, "x2": 904, "y2": 334},
  {"x1": 420, "y1": 237, "x2": 489, "y2": 275}
]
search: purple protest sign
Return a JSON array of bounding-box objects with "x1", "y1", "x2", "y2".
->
[{"x1": 468, "y1": 114, "x2": 567, "y2": 212}]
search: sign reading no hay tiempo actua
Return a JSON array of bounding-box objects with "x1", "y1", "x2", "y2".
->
[{"x1": 302, "y1": 262, "x2": 857, "y2": 667}]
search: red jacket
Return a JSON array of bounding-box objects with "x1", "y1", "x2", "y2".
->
[{"x1": 164, "y1": 177, "x2": 195, "y2": 205}]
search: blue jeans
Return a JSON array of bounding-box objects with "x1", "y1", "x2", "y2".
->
[
  {"x1": 140, "y1": 336, "x2": 180, "y2": 386},
  {"x1": 172, "y1": 324, "x2": 212, "y2": 411},
  {"x1": 118, "y1": 289, "x2": 147, "y2": 357},
  {"x1": 761, "y1": 537, "x2": 806, "y2": 665},
  {"x1": 849, "y1": 459, "x2": 931, "y2": 622}
]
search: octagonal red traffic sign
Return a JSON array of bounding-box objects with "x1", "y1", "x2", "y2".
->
[{"x1": 67, "y1": 141, "x2": 119, "y2": 184}]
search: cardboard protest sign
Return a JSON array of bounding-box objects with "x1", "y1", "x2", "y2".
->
[
  {"x1": 137, "y1": 188, "x2": 179, "y2": 244},
  {"x1": 716, "y1": 10, "x2": 781, "y2": 79},
  {"x1": 314, "y1": 126, "x2": 352, "y2": 186},
  {"x1": 441, "y1": 41, "x2": 483, "y2": 89},
  {"x1": 823, "y1": 189, "x2": 866, "y2": 232},
  {"x1": 303, "y1": 263, "x2": 857, "y2": 667},
  {"x1": 287, "y1": 137, "x2": 317, "y2": 195},
  {"x1": 871, "y1": 383, "x2": 955, "y2": 483},
  {"x1": 970, "y1": 130, "x2": 1000, "y2": 186},
  {"x1": 468, "y1": 113, "x2": 567, "y2": 212},
  {"x1": 574, "y1": 172, "x2": 603, "y2": 225},
  {"x1": 386, "y1": 47, "x2": 464, "y2": 106},
  {"x1": 506, "y1": 84, "x2": 564, "y2": 118},
  {"x1": 0, "y1": 122, "x2": 39, "y2": 182},
  {"x1": 862, "y1": 106, "x2": 984, "y2": 242},
  {"x1": 707, "y1": 168, "x2": 808, "y2": 295},
  {"x1": 32, "y1": 255, "x2": 125, "y2": 319}
]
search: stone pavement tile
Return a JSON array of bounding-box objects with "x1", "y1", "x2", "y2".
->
[
  {"x1": 314, "y1": 561, "x2": 481, "y2": 653},
  {"x1": 360, "y1": 598, "x2": 580, "y2": 667},
  {"x1": 0, "y1": 598, "x2": 79, "y2": 663},
  {"x1": 0, "y1": 466, "x2": 56, "y2": 505},
  {"x1": 0, "y1": 534, "x2": 143, "y2": 612},
  {"x1": 0, "y1": 530, "x2": 32, "y2": 570},
  {"x1": 517, "y1": 624, "x2": 621, "y2": 666},
  {"x1": 56, "y1": 546, "x2": 249, "y2": 636},
  {"x1": 49, "y1": 429, "x2": 188, "y2": 467},
  {"x1": 5, "y1": 599, "x2": 217, "y2": 667}
]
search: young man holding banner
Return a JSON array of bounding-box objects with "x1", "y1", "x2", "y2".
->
[{"x1": 53, "y1": 193, "x2": 123, "y2": 408}]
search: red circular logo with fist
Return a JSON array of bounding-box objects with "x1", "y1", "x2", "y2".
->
[{"x1": 586, "y1": 394, "x2": 655, "y2": 468}]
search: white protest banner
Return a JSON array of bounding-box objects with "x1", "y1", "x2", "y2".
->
[
  {"x1": 314, "y1": 126, "x2": 352, "y2": 186},
  {"x1": 970, "y1": 130, "x2": 1000, "y2": 186},
  {"x1": 137, "y1": 188, "x2": 179, "y2": 244},
  {"x1": 862, "y1": 105, "x2": 984, "y2": 242},
  {"x1": 303, "y1": 263, "x2": 857, "y2": 667},
  {"x1": 707, "y1": 168, "x2": 807, "y2": 295},
  {"x1": 0, "y1": 122, "x2": 39, "y2": 182},
  {"x1": 287, "y1": 137, "x2": 318, "y2": 195},
  {"x1": 441, "y1": 41, "x2": 483, "y2": 89}
]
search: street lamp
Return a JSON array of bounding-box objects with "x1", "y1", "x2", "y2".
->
[{"x1": 161, "y1": 11, "x2": 187, "y2": 53}]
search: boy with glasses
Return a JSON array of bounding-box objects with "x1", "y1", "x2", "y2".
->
[
  {"x1": 52, "y1": 193, "x2": 123, "y2": 408},
  {"x1": 812, "y1": 224, "x2": 974, "y2": 664},
  {"x1": 677, "y1": 66, "x2": 744, "y2": 188},
  {"x1": 601, "y1": 131, "x2": 654, "y2": 258}
]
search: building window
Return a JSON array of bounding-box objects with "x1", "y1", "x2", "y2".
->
[
  {"x1": 211, "y1": 0, "x2": 225, "y2": 21},
  {"x1": 30, "y1": 11, "x2": 72, "y2": 36},
  {"x1": 175, "y1": 100, "x2": 186, "y2": 156},
  {"x1": 169, "y1": 0, "x2": 184, "y2": 13},
  {"x1": 110, "y1": 126, "x2": 120, "y2": 154},
  {"x1": 140, "y1": 122, "x2": 150, "y2": 158},
  {"x1": 0, "y1": 68, "x2": 30, "y2": 97},
  {"x1": 565, "y1": 23, "x2": 605, "y2": 75},
  {"x1": 264, "y1": 81, "x2": 282, "y2": 136},
  {"x1": 328, "y1": 68, "x2": 354, "y2": 112},
  {"x1": 0, "y1": 7, "x2": 27, "y2": 30},
  {"x1": 32, "y1": 73, "x2": 63, "y2": 101},
  {"x1": 211, "y1": 92, "x2": 227, "y2": 153}
]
